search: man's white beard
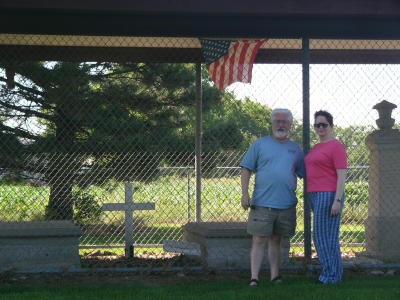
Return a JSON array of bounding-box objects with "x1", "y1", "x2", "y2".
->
[{"x1": 273, "y1": 129, "x2": 288, "y2": 139}]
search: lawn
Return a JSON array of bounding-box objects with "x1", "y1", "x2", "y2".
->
[{"x1": 0, "y1": 275, "x2": 399, "y2": 300}]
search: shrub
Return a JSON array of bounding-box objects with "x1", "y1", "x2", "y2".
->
[
  {"x1": 73, "y1": 188, "x2": 102, "y2": 226},
  {"x1": 345, "y1": 180, "x2": 369, "y2": 205}
]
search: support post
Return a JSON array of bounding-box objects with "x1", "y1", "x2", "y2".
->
[
  {"x1": 124, "y1": 183, "x2": 134, "y2": 257},
  {"x1": 302, "y1": 38, "x2": 312, "y2": 271},
  {"x1": 187, "y1": 169, "x2": 191, "y2": 222},
  {"x1": 195, "y1": 62, "x2": 202, "y2": 222}
]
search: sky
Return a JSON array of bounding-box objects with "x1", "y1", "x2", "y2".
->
[{"x1": 227, "y1": 64, "x2": 400, "y2": 128}]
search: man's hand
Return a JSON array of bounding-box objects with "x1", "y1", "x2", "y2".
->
[
  {"x1": 241, "y1": 193, "x2": 251, "y2": 210},
  {"x1": 331, "y1": 201, "x2": 341, "y2": 216}
]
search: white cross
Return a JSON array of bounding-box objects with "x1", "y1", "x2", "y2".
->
[{"x1": 102, "y1": 183, "x2": 155, "y2": 258}]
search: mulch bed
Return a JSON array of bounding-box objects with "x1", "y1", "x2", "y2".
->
[
  {"x1": 80, "y1": 249, "x2": 395, "y2": 269},
  {"x1": 81, "y1": 250, "x2": 201, "y2": 269}
]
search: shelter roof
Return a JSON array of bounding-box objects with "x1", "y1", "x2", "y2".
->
[
  {"x1": 1, "y1": 0, "x2": 400, "y2": 38},
  {"x1": 1, "y1": 1, "x2": 400, "y2": 63},
  {"x1": 1, "y1": 0, "x2": 400, "y2": 17}
]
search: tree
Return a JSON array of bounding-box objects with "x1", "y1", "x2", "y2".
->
[
  {"x1": 0, "y1": 131, "x2": 23, "y2": 169},
  {"x1": 0, "y1": 62, "x2": 223, "y2": 219},
  {"x1": 202, "y1": 94, "x2": 272, "y2": 151}
]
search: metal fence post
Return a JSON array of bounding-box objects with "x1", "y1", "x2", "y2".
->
[
  {"x1": 187, "y1": 168, "x2": 191, "y2": 221},
  {"x1": 124, "y1": 183, "x2": 134, "y2": 258},
  {"x1": 302, "y1": 38, "x2": 312, "y2": 271},
  {"x1": 195, "y1": 62, "x2": 202, "y2": 222}
]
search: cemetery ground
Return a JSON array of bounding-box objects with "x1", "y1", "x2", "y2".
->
[
  {"x1": 0, "y1": 270, "x2": 399, "y2": 300},
  {"x1": 2, "y1": 175, "x2": 399, "y2": 299},
  {"x1": 1, "y1": 177, "x2": 377, "y2": 270}
]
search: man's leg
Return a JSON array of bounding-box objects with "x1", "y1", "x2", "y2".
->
[
  {"x1": 267, "y1": 234, "x2": 282, "y2": 280},
  {"x1": 250, "y1": 235, "x2": 268, "y2": 283}
]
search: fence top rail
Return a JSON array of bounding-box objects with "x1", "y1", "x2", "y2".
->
[{"x1": 157, "y1": 166, "x2": 369, "y2": 170}]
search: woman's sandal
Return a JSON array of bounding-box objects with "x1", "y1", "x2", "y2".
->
[
  {"x1": 249, "y1": 278, "x2": 259, "y2": 286},
  {"x1": 271, "y1": 275, "x2": 283, "y2": 283}
]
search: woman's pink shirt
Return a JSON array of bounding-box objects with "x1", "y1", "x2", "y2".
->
[{"x1": 305, "y1": 139, "x2": 347, "y2": 192}]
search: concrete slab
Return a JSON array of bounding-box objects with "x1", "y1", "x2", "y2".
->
[
  {"x1": 0, "y1": 221, "x2": 82, "y2": 271},
  {"x1": 182, "y1": 222, "x2": 290, "y2": 269}
]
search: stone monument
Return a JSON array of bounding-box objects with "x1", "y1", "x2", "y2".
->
[{"x1": 365, "y1": 100, "x2": 400, "y2": 260}]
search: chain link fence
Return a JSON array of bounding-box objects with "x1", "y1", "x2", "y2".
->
[{"x1": 1, "y1": 35, "x2": 399, "y2": 270}]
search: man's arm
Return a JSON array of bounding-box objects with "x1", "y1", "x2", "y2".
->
[{"x1": 241, "y1": 167, "x2": 252, "y2": 210}]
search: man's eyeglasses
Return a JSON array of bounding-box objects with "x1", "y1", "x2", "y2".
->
[{"x1": 313, "y1": 123, "x2": 329, "y2": 129}]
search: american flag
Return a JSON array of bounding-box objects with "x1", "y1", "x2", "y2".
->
[{"x1": 200, "y1": 39, "x2": 267, "y2": 90}]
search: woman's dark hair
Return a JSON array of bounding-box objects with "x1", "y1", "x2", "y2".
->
[{"x1": 314, "y1": 110, "x2": 333, "y2": 126}]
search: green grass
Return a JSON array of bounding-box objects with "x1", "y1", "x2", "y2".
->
[
  {"x1": 0, "y1": 177, "x2": 370, "y2": 224},
  {"x1": 0, "y1": 276, "x2": 399, "y2": 300},
  {"x1": 80, "y1": 224, "x2": 366, "y2": 248},
  {"x1": 79, "y1": 247, "x2": 165, "y2": 256}
]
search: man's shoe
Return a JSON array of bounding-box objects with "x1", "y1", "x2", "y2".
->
[{"x1": 315, "y1": 279, "x2": 324, "y2": 284}]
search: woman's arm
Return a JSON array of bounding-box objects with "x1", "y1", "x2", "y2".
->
[{"x1": 331, "y1": 169, "x2": 347, "y2": 216}]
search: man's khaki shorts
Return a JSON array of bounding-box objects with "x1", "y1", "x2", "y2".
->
[{"x1": 247, "y1": 205, "x2": 296, "y2": 237}]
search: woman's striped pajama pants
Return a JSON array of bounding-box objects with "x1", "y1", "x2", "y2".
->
[{"x1": 309, "y1": 191, "x2": 343, "y2": 283}]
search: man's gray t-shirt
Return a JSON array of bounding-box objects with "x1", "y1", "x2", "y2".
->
[{"x1": 240, "y1": 136, "x2": 305, "y2": 209}]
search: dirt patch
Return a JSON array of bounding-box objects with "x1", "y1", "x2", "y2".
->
[
  {"x1": 81, "y1": 250, "x2": 200, "y2": 269},
  {"x1": 0, "y1": 270, "x2": 253, "y2": 286},
  {"x1": 79, "y1": 249, "x2": 362, "y2": 269}
]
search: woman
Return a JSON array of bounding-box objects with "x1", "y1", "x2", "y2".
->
[{"x1": 305, "y1": 110, "x2": 347, "y2": 284}]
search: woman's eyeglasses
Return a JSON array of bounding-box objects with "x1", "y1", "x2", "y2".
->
[{"x1": 314, "y1": 123, "x2": 329, "y2": 128}]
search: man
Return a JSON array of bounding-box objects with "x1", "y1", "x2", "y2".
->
[{"x1": 240, "y1": 108, "x2": 305, "y2": 286}]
